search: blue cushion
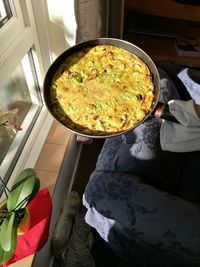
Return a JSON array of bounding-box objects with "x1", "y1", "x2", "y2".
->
[{"x1": 84, "y1": 172, "x2": 200, "y2": 267}]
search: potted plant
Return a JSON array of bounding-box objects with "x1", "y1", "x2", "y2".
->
[{"x1": 0, "y1": 168, "x2": 40, "y2": 264}]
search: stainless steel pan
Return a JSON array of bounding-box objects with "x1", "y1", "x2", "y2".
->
[{"x1": 43, "y1": 38, "x2": 161, "y2": 138}]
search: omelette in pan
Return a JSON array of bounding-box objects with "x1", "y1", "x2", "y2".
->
[{"x1": 50, "y1": 45, "x2": 154, "y2": 136}]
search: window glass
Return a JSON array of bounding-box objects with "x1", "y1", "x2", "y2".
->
[{"x1": 0, "y1": 49, "x2": 42, "y2": 184}]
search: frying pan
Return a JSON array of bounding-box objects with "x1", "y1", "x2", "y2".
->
[{"x1": 43, "y1": 38, "x2": 176, "y2": 138}]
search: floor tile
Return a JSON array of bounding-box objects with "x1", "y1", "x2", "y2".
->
[
  {"x1": 46, "y1": 120, "x2": 71, "y2": 145},
  {"x1": 35, "y1": 143, "x2": 66, "y2": 172},
  {"x1": 35, "y1": 169, "x2": 58, "y2": 196}
]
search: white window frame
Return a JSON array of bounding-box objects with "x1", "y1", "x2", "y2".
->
[
  {"x1": 0, "y1": 0, "x2": 12, "y2": 26},
  {"x1": 0, "y1": 0, "x2": 53, "y2": 195},
  {"x1": 0, "y1": 0, "x2": 25, "y2": 56},
  {"x1": 0, "y1": 50, "x2": 42, "y2": 181}
]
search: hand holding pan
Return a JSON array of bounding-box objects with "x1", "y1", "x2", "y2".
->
[{"x1": 153, "y1": 103, "x2": 179, "y2": 123}]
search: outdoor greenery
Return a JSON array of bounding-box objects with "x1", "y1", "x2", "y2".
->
[{"x1": 0, "y1": 168, "x2": 40, "y2": 264}]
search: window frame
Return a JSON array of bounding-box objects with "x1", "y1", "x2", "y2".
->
[
  {"x1": 0, "y1": 0, "x2": 13, "y2": 27},
  {"x1": 0, "y1": 0, "x2": 25, "y2": 56},
  {"x1": 0, "y1": 0, "x2": 53, "y2": 198},
  {"x1": 0, "y1": 48, "x2": 43, "y2": 185}
]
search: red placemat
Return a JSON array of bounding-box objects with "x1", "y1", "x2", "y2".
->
[{"x1": 3, "y1": 188, "x2": 52, "y2": 266}]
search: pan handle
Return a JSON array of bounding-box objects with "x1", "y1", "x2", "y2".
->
[{"x1": 154, "y1": 103, "x2": 179, "y2": 123}]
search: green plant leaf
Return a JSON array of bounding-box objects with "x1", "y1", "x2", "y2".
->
[
  {"x1": 7, "y1": 172, "x2": 37, "y2": 211},
  {"x1": 0, "y1": 212, "x2": 17, "y2": 252},
  {"x1": 28, "y1": 177, "x2": 40, "y2": 202},
  {"x1": 11, "y1": 168, "x2": 36, "y2": 190},
  {"x1": 0, "y1": 215, "x2": 17, "y2": 264}
]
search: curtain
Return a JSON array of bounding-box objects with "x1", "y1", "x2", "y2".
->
[
  {"x1": 63, "y1": 0, "x2": 124, "y2": 142},
  {"x1": 63, "y1": 0, "x2": 124, "y2": 47}
]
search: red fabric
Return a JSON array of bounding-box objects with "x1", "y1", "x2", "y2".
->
[{"x1": 3, "y1": 188, "x2": 52, "y2": 266}]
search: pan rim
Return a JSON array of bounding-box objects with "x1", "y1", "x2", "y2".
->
[{"x1": 43, "y1": 38, "x2": 160, "y2": 139}]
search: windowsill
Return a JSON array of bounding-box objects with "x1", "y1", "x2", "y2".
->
[
  {"x1": 8, "y1": 120, "x2": 72, "y2": 267},
  {"x1": 35, "y1": 120, "x2": 71, "y2": 196}
]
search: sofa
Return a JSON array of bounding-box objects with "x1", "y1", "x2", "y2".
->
[{"x1": 83, "y1": 62, "x2": 200, "y2": 267}]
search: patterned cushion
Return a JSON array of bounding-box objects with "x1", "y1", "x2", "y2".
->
[{"x1": 84, "y1": 172, "x2": 200, "y2": 267}]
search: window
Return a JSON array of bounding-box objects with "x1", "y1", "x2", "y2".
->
[
  {"x1": 0, "y1": 0, "x2": 24, "y2": 56},
  {"x1": 0, "y1": 50, "x2": 42, "y2": 184},
  {"x1": 0, "y1": 0, "x2": 12, "y2": 28},
  {"x1": 0, "y1": 0, "x2": 51, "y2": 193}
]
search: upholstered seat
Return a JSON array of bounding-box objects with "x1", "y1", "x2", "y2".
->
[{"x1": 83, "y1": 63, "x2": 200, "y2": 267}]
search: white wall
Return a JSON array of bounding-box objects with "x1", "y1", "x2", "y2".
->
[{"x1": 44, "y1": 0, "x2": 70, "y2": 60}]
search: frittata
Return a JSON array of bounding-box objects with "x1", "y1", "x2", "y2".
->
[{"x1": 50, "y1": 45, "x2": 154, "y2": 135}]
